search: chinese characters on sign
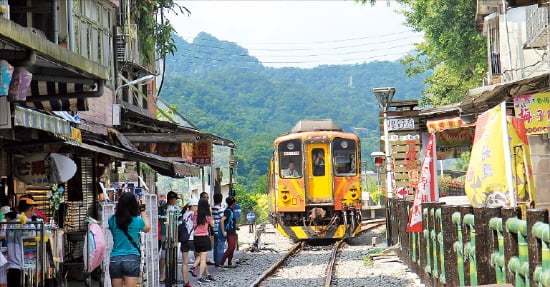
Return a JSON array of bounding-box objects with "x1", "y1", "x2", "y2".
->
[
  {"x1": 388, "y1": 118, "x2": 415, "y2": 131},
  {"x1": 193, "y1": 140, "x2": 212, "y2": 165},
  {"x1": 513, "y1": 91, "x2": 550, "y2": 135},
  {"x1": 14, "y1": 153, "x2": 50, "y2": 186}
]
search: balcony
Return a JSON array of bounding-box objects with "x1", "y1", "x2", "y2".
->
[
  {"x1": 115, "y1": 24, "x2": 155, "y2": 73},
  {"x1": 525, "y1": 5, "x2": 549, "y2": 48},
  {"x1": 508, "y1": 0, "x2": 549, "y2": 7}
]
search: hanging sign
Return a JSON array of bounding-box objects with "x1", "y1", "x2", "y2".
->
[
  {"x1": 15, "y1": 153, "x2": 50, "y2": 186},
  {"x1": 513, "y1": 91, "x2": 550, "y2": 135},
  {"x1": 388, "y1": 118, "x2": 415, "y2": 131},
  {"x1": 15, "y1": 153, "x2": 77, "y2": 185},
  {"x1": 193, "y1": 140, "x2": 212, "y2": 165}
]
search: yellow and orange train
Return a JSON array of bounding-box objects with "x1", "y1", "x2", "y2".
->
[{"x1": 268, "y1": 119, "x2": 362, "y2": 240}]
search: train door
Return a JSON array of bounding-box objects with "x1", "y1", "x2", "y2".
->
[{"x1": 305, "y1": 143, "x2": 333, "y2": 204}]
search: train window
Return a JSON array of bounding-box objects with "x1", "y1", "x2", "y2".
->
[
  {"x1": 332, "y1": 138, "x2": 357, "y2": 176},
  {"x1": 312, "y1": 148, "x2": 325, "y2": 176},
  {"x1": 279, "y1": 139, "x2": 302, "y2": 178}
]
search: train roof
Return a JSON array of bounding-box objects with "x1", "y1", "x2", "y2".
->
[{"x1": 290, "y1": 119, "x2": 342, "y2": 133}]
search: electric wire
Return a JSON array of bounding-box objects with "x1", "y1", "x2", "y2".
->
[
  {"x1": 178, "y1": 29, "x2": 418, "y2": 45},
  {"x1": 184, "y1": 35, "x2": 420, "y2": 52}
]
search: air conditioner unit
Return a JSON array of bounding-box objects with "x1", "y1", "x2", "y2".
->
[{"x1": 115, "y1": 26, "x2": 127, "y2": 62}]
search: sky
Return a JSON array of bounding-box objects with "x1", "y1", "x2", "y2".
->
[{"x1": 167, "y1": 1, "x2": 424, "y2": 68}]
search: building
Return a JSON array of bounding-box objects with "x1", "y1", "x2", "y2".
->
[
  {"x1": 0, "y1": 0, "x2": 234, "y2": 283},
  {"x1": 465, "y1": 0, "x2": 550, "y2": 208}
]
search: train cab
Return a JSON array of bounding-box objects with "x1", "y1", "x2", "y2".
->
[{"x1": 268, "y1": 119, "x2": 362, "y2": 240}]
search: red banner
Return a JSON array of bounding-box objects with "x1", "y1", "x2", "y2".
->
[{"x1": 407, "y1": 133, "x2": 438, "y2": 232}]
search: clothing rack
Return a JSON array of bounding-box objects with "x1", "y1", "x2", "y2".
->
[{"x1": 1, "y1": 220, "x2": 46, "y2": 287}]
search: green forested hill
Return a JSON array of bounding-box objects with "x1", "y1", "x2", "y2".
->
[{"x1": 162, "y1": 32, "x2": 429, "y2": 187}]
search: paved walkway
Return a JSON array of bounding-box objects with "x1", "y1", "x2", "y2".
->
[
  {"x1": 159, "y1": 247, "x2": 246, "y2": 286},
  {"x1": 67, "y1": 248, "x2": 246, "y2": 286}
]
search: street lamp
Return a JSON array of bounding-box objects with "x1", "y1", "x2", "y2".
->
[
  {"x1": 373, "y1": 87, "x2": 395, "y2": 198},
  {"x1": 115, "y1": 74, "x2": 155, "y2": 100},
  {"x1": 112, "y1": 74, "x2": 155, "y2": 125}
]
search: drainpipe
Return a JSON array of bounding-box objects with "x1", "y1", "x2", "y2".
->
[
  {"x1": 68, "y1": 0, "x2": 74, "y2": 51},
  {"x1": 52, "y1": 0, "x2": 58, "y2": 44}
]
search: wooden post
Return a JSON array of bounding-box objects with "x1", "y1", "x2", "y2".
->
[
  {"x1": 501, "y1": 207, "x2": 521, "y2": 284},
  {"x1": 474, "y1": 207, "x2": 501, "y2": 284},
  {"x1": 399, "y1": 199, "x2": 410, "y2": 263},
  {"x1": 460, "y1": 205, "x2": 473, "y2": 287},
  {"x1": 428, "y1": 202, "x2": 444, "y2": 286},
  {"x1": 419, "y1": 201, "x2": 428, "y2": 285},
  {"x1": 527, "y1": 208, "x2": 548, "y2": 287},
  {"x1": 442, "y1": 205, "x2": 460, "y2": 287}
]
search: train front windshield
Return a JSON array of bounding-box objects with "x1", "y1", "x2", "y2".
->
[
  {"x1": 279, "y1": 139, "x2": 303, "y2": 178},
  {"x1": 332, "y1": 138, "x2": 357, "y2": 176}
]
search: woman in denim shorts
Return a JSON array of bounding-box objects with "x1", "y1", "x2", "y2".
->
[{"x1": 108, "y1": 193, "x2": 150, "y2": 287}]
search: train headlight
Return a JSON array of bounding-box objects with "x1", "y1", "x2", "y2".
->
[
  {"x1": 281, "y1": 192, "x2": 291, "y2": 202},
  {"x1": 350, "y1": 192, "x2": 357, "y2": 199}
]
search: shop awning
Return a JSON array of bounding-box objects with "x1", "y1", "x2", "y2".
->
[
  {"x1": 426, "y1": 117, "x2": 475, "y2": 133},
  {"x1": 13, "y1": 106, "x2": 72, "y2": 136},
  {"x1": 119, "y1": 108, "x2": 235, "y2": 148},
  {"x1": 0, "y1": 18, "x2": 108, "y2": 112},
  {"x1": 460, "y1": 72, "x2": 549, "y2": 115},
  {"x1": 64, "y1": 136, "x2": 200, "y2": 178}
]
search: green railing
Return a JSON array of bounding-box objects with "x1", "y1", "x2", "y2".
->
[{"x1": 388, "y1": 198, "x2": 549, "y2": 287}]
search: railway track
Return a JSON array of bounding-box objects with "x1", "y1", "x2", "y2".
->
[{"x1": 250, "y1": 220, "x2": 386, "y2": 287}]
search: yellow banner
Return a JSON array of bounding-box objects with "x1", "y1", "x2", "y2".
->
[
  {"x1": 513, "y1": 91, "x2": 550, "y2": 135},
  {"x1": 466, "y1": 103, "x2": 536, "y2": 208},
  {"x1": 465, "y1": 103, "x2": 509, "y2": 207},
  {"x1": 508, "y1": 117, "x2": 536, "y2": 206}
]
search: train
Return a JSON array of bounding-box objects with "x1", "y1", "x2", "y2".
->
[{"x1": 267, "y1": 119, "x2": 362, "y2": 240}]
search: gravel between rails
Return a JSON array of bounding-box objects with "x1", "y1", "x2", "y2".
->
[{"x1": 209, "y1": 224, "x2": 424, "y2": 287}]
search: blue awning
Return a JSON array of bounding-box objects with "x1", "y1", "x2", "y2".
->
[{"x1": 13, "y1": 106, "x2": 72, "y2": 136}]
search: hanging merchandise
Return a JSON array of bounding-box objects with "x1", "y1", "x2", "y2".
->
[
  {"x1": 7, "y1": 67, "x2": 32, "y2": 101},
  {"x1": 84, "y1": 220, "x2": 106, "y2": 272},
  {"x1": 0, "y1": 59, "x2": 13, "y2": 96}
]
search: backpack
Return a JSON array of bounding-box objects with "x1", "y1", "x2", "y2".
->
[
  {"x1": 217, "y1": 208, "x2": 234, "y2": 242},
  {"x1": 178, "y1": 213, "x2": 192, "y2": 242}
]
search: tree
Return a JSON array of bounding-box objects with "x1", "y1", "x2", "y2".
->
[{"x1": 358, "y1": 0, "x2": 487, "y2": 106}]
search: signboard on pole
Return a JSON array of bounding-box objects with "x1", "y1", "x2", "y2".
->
[{"x1": 193, "y1": 140, "x2": 212, "y2": 165}]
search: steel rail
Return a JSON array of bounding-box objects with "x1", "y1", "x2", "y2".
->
[
  {"x1": 324, "y1": 239, "x2": 345, "y2": 287},
  {"x1": 249, "y1": 241, "x2": 304, "y2": 287}
]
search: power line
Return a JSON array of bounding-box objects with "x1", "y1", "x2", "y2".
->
[
  {"x1": 169, "y1": 44, "x2": 415, "y2": 64},
  {"x1": 178, "y1": 29, "x2": 420, "y2": 45},
  {"x1": 174, "y1": 42, "x2": 417, "y2": 60},
  {"x1": 166, "y1": 50, "x2": 413, "y2": 68},
  {"x1": 184, "y1": 35, "x2": 421, "y2": 52}
]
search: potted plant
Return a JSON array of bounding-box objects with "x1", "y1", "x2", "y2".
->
[{"x1": 58, "y1": 34, "x2": 67, "y2": 48}]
